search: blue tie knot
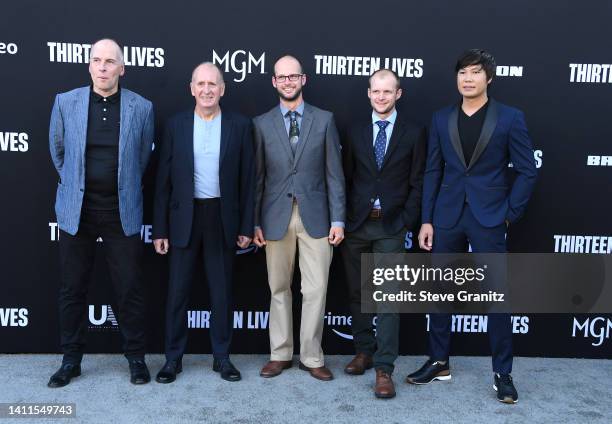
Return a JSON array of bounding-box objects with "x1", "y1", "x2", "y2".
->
[{"x1": 376, "y1": 120, "x2": 389, "y2": 131}]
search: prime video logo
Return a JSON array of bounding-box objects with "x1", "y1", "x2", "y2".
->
[{"x1": 324, "y1": 312, "x2": 376, "y2": 340}]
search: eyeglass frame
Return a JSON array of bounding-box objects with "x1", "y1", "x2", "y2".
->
[{"x1": 273, "y1": 73, "x2": 305, "y2": 83}]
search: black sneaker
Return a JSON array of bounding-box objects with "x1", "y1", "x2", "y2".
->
[
  {"x1": 493, "y1": 373, "x2": 518, "y2": 404},
  {"x1": 406, "y1": 359, "x2": 451, "y2": 385}
]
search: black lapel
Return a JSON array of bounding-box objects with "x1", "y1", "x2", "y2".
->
[
  {"x1": 380, "y1": 116, "x2": 405, "y2": 169},
  {"x1": 184, "y1": 111, "x2": 195, "y2": 183},
  {"x1": 362, "y1": 121, "x2": 378, "y2": 172},
  {"x1": 467, "y1": 99, "x2": 499, "y2": 170},
  {"x1": 219, "y1": 110, "x2": 232, "y2": 168},
  {"x1": 448, "y1": 105, "x2": 467, "y2": 169}
]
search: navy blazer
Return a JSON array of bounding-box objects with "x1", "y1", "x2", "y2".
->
[
  {"x1": 152, "y1": 109, "x2": 255, "y2": 248},
  {"x1": 343, "y1": 114, "x2": 427, "y2": 234},
  {"x1": 49, "y1": 86, "x2": 154, "y2": 236},
  {"x1": 422, "y1": 99, "x2": 537, "y2": 229}
]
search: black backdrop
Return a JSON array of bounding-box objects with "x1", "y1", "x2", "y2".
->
[{"x1": 1, "y1": 0, "x2": 610, "y2": 359}]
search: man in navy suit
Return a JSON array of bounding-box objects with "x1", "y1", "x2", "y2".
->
[
  {"x1": 406, "y1": 50, "x2": 537, "y2": 404},
  {"x1": 152, "y1": 62, "x2": 254, "y2": 383},
  {"x1": 48, "y1": 39, "x2": 154, "y2": 388}
]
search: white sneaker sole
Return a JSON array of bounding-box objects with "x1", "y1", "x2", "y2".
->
[{"x1": 408, "y1": 374, "x2": 452, "y2": 385}]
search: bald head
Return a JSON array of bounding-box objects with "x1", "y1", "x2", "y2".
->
[
  {"x1": 368, "y1": 68, "x2": 402, "y2": 120},
  {"x1": 90, "y1": 39, "x2": 123, "y2": 65},
  {"x1": 190, "y1": 62, "x2": 225, "y2": 115},
  {"x1": 88, "y1": 39, "x2": 125, "y2": 96},
  {"x1": 273, "y1": 55, "x2": 303, "y2": 76},
  {"x1": 191, "y1": 62, "x2": 224, "y2": 85},
  {"x1": 369, "y1": 69, "x2": 400, "y2": 90}
]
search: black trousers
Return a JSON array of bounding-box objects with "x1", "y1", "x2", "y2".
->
[
  {"x1": 164, "y1": 199, "x2": 235, "y2": 361},
  {"x1": 341, "y1": 218, "x2": 406, "y2": 374},
  {"x1": 428, "y1": 204, "x2": 513, "y2": 374},
  {"x1": 58, "y1": 209, "x2": 145, "y2": 363}
]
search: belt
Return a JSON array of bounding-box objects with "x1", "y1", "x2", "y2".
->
[
  {"x1": 194, "y1": 197, "x2": 220, "y2": 204},
  {"x1": 368, "y1": 208, "x2": 382, "y2": 219}
]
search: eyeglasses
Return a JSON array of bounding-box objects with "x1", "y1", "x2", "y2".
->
[{"x1": 274, "y1": 74, "x2": 303, "y2": 83}]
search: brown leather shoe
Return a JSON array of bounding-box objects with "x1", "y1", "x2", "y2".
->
[
  {"x1": 344, "y1": 353, "x2": 373, "y2": 375},
  {"x1": 374, "y1": 369, "x2": 396, "y2": 398},
  {"x1": 260, "y1": 360, "x2": 292, "y2": 378},
  {"x1": 298, "y1": 362, "x2": 334, "y2": 381}
]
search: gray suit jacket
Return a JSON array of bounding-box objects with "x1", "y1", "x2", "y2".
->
[
  {"x1": 49, "y1": 86, "x2": 154, "y2": 236},
  {"x1": 254, "y1": 103, "x2": 345, "y2": 240}
]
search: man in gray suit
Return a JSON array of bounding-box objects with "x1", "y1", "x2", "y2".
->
[
  {"x1": 48, "y1": 39, "x2": 154, "y2": 387},
  {"x1": 253, "y1": 55, "x2": 345, "y2": 381}
]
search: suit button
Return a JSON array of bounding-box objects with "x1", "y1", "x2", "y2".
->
[
  {"x1": 293, "y1": 169, "x2": 297, "y2": 174},
  {"x1": 80, "y1": 188, "x2": 84, "y2": 192},
  {"x1": 287, "y1": 193, "x2": 292, "y2": 197}
]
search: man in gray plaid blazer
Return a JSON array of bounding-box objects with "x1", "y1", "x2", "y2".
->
[{"x1": 47, "y1": 39, "x2": 154, "y2": 388}]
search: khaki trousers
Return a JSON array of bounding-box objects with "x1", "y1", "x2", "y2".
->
[{"x1": 265, "y1": 203, "x2": 333, "y2": 367}]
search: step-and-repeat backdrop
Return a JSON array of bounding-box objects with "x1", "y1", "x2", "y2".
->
[{"x1": 1, "y1": 1, "x2": 610, "y2": 358}]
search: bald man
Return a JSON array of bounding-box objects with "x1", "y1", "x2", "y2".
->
[
  {"x1": 341, "y1": 69, "x2": 426, "y2": 398},
  {"x1": 254, "y1": 55, "x2": 345, "y2": 381},
  {"x1": 152, "y1": 62, "x2": 254, "y2": 383},
  {"x1": 48, "y1": 38, "x2": 154, "y2": 387}
]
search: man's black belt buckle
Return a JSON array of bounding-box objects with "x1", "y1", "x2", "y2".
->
[{"x1": 194, "y1": 197, "x2": 220, "y2": 204}]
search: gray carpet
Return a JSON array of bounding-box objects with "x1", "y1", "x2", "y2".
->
[{"x1": 1, "y1": 354, "x2": 610, "y2": 424}]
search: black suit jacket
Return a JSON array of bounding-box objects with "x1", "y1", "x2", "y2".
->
[
  {"x1": 343, "y1": 113, "x2": 427, "y2": 234},
  {"x1": 152, "y1": 109, "x2": 255, "y2": 248}
]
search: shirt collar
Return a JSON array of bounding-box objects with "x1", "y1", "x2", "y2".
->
[
  {"x1": 90, "y1": 85, "x2": 121, "y2": 104},
  {"x1": 280, "y1": 102, "x2": 305, "y2": 118},
  {"x1": 372, "y1": 109, "x2": 397, "y2": 126},
  {"x1": 194, "y1": 110, "x2": 222, "y2": 123}
]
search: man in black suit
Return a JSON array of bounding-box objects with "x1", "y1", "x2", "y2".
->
[
  {"x1": 341, "y1": 69, "x2": 426, "y2": 398},
  {"x1": 152, "y1": 62, "x2": 254, "y2": 382}
]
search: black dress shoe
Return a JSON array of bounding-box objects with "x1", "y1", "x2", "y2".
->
[
  {"x1": 494, "y1": 373, "x2": 518, "y2": 404},
  {"x1": 406, "y1": 359, "x2": 451, "y2": 384},
  {"x1": 48, "y1": 363, "x2": 81, "y2": 388},
  {"x1": 128, "y1": 358, "x2": 151, "y2": 384},
  {"x1": 155, "y1": 360, "x2": 182, "y2": 384},
  {"x1": 213, "y1": 358, "x2": 241, "y2": 382}
]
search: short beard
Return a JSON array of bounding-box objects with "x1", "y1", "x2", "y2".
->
[{"x1": 277, "y1": 86, "x2": 302, "y2": 102}]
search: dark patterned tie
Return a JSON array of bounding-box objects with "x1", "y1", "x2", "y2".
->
[
  {"x1": 374, "y1": 120, "x2": 389, "y2": 169},
  {"x1": 288, "y1": 111, "x2": 300, "y2": 148}
]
